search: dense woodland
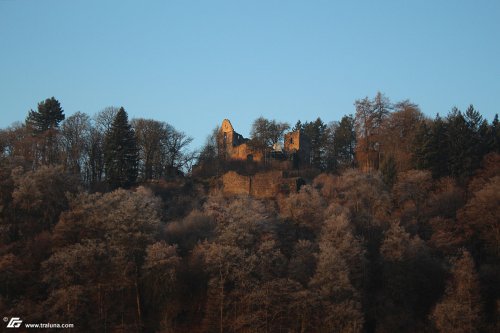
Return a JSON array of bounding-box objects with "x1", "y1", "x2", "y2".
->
[{"x1": 0, "y1": 93, "x2": 499, "y2": 332}]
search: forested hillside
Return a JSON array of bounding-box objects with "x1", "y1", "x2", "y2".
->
[{"x1": 1, "y1": 94, "x2": 499, "y2": 332}]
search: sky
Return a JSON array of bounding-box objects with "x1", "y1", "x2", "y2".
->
[{"x1": 1, "y1": 0, "x2": 499, "y2": 149}]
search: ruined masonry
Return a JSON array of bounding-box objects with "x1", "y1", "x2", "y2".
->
[
  {"x1": 219, "y1": 119, "x2": 309, "y2": 197},
  {"x1": 219, "y1": 119, "x2": 311, "y2": 163},
  {"x1": 222, "y1": 170, "x2": 304, "y2": 199}
]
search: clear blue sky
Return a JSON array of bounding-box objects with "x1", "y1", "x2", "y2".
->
[{"x1": 1, "y1": 0, "x2": 499, "y2": 149}]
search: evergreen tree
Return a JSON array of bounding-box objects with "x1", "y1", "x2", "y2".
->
[
  {"x1": 445, "y1": 106, "x2": 491, "y2": 181},
  {"x1": 423, "y1": 114, "x2": 450, "y2": 178},
  {"x1": 26, "y1": 97, "x2": 65, "y2": 133},
  {"x1": 447, "y1": 108, "x2": 472, "y2": 180},
  {"x1": 104, "y1": 107, "x2": 138, "y2": 189},
  {"x1": 292, "y1": 120, "x2": 302, "y2": 132},
  {"x1": 490, "y1": 114, "x2": 500, "y2": 152},
  {"x1": 302, "y1": 118, "x2": 328, "y2": 169},
  {"x1": 25, "y1": 97, "x2": 65, "y2": 165},
  {"x1": 330, "y1": 114, "x2": 356, "y2": 171}
]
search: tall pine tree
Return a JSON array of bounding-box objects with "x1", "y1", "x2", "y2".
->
[
  {"x1": 302, "y1": 117, "x2": 328, "y2": 169},
  {"x1": 491, "y1": 114, "x2": 500, "y2": 152},
  {"x1": 26, "y1": 97, "x2": 65, "y2": 165},
  {"x1": 416, "y1": 114, "x2": 449, "y2": 178},
  {"x1": 26, "y1": 97, "x2": 65, "y2": 133},
  {"x1": 332, "y1": 114, "x2": 356, "y2": 170},
  {"x1": 104, "y1": 107, "x2": 138, "y2": 189}
]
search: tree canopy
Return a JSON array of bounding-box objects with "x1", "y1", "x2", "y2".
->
[
  {"x1": 104, "y1": 107, "x2": 139, "y2": 189},
  {"x1": 26, "y1": 97, "x2": 65, "y2": 133}
]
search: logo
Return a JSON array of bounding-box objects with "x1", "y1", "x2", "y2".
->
[{"x1": 6, "y1": 317, "x2": 23, "y2": 328}]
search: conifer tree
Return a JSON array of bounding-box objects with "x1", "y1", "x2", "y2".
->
[
  {"x1": 104, "y1": 107, "x2": 138, "y2": 188},
  {"x1": 26, "y1": 97, "x2": 65, "y2": 133},
  {"x1": 302, "y1": 117, "x2": 328, "y2": 169},
  {"x1": 490, "y1": 114, "x2": 500, "y2": 152},
  {"x1": 331, "y1": 114, "x2": 356, "y2": 170},
  {"x1": 25, "y1": 97, "x2": 65, "y2": 165},
  {"x1": 422, "y1": 114, "x2": 449, "y2": 178}
]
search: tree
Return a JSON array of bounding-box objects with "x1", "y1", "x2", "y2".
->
[
  {"x1": 11, "y1": 165, "x2": 79, "y2": 238},
  {"x1": 47, "y1": 187, "x2": 162, "y2": 331},
  {"x1": 392, "y1": 169, "x2": 433, "y2": 237},
  {"x1": 459, "y1": 175, "x2": 500, "y2": 256},
  {"x1": 104, "y1": 107, "x2": 139, "y2": 189},
  {"x1": 379, "y1": 101, "x2": 424, "y2": 172},
  {"x1": 462, "y1": 105, "x2": 490, "y2": 179},
  {"x1": 329, "y1": 114, "x2": 356, "y2": 171},
  {"x1": 26, "y1": 97, "x2": 65, "y2": 133},
  {"x1": 447, "y1": 108, "x2": 473, "y2": 181},
  {"x1": 380, "y1": 154, "x2": 397, "y2": 189},
  {"x1": 288, "y1": 239, "x2": 317, "y2": 286},
  {"x1": 141, "y1": 242, "x2": 181, "y2": 331},
  {"x1": 413, "y1": 114, "x2": 449, "y2": 178},
  {"x1": 301, "y1": 118, "x2": 328, "y2": 169},
  {"x1": 199, "y1": 195, "x2": 298, "y2": 332},
  {"x1": 196, "y1": 242, "x2": 251, "y2": 333},
  {"x1": 132, "y1": 118, "x2": 166, "y2": 180},
  {"x1": 0, "y1": 122, "x2": 36, "y2": 166},
  {"x1": 278, "y1": 185, "x2": 325, "y2": 234},
  {"x1": 415, "y1": 106, "x2": 492, "y2": 181},
  {"x1": 249, "y1": 117, "x2": 290, "y2": 153},
  {"x1": 165, "y1": 210, "x2": 215, "y2": 255},
  {"x1": 94, "y1": 106, "x2": 120, "y2": 134},
  {"x1": 354, "y1": 92, "x2": 391, "y2": 171},
  {"x1": 431, "y1": 250, "x2": 482, "y2": 333},
  {"x1": 380, "y1": 222, "x2": 424, "y2": 262},
  {"x1": 61, "y1": 112, "x2": 91, "y2": 176},
  {"x1": 490, "y1": 114, "x2": 500, "y2": 152},
  {"x1": 162, "y1": 123, "x2": 194, "y2": 176},
  {"x1": 378, "y1": 222, "x2": 444, "y2": 332},
  {"x1": 393, "y1": 170, "x2": 432, "y2": 212},
  {"x1": 308, "y1": 213, "x2": 365, "y2": 333},
  {"x1": 25, "y1": 97, "x2": 65, "y2": 165},
  {"x1": 86, "y1": 126, "x2": 105, "y2": 187},
  {"x1": 84, "y1": 107, "x2": 121, "y2": 188},
  {"x1": 334, "y1": 169, "x2": 390, "y2": 231},
  {"x1": 195, "y1": 126, "x2": 224, "y2": 177}
]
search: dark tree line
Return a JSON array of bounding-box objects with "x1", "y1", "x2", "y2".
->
[
  {"x1": 0, "y1": 98, "x2": 194, "y2": 190},
  {"x1": 197, "y1": 92, "x2": 498, "y2": 181},
  {"x1": 413, "y1": 105, "x2": 498, "y2": 181}
]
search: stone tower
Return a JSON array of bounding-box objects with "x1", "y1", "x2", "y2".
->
[
  {"x1": 219, "y1": 119, "x2": 262, "y2": 161},
  {"x1": 284, "y1": 130, "x2": 311, "y2": 166}
]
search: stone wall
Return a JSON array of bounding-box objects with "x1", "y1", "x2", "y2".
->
[
  {"x1": 250, "y1": 171, "x2": 283, "y2": 198},
  {"x1": 221, "y1": 171, "x2": 251, "y2": 195},
  {"x1": 222, "y1": 170, "x2": 302, "y2": 198},
  {"x1": 230, "y1": 143, "x2": 263, "y2": 162}
]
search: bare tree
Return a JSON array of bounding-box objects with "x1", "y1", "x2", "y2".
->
[
  {"x1": 431, "y1": 250, "x2": 482, "y2": 333},
  {"x1": 61, "y1": 112, "x2": 91, "y2": 176}
]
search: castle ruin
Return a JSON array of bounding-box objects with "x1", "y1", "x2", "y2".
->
[
  {"x1": 219, "y1": 119, "x2": 263, "y2": 162},
  {"x1": 219, "y1": 119, "x2": 310, "y2": 165}
]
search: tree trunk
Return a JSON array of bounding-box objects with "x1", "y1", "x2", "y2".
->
[{"x1": 135, "y1": 267, "x2": 142, "y2": 333}]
